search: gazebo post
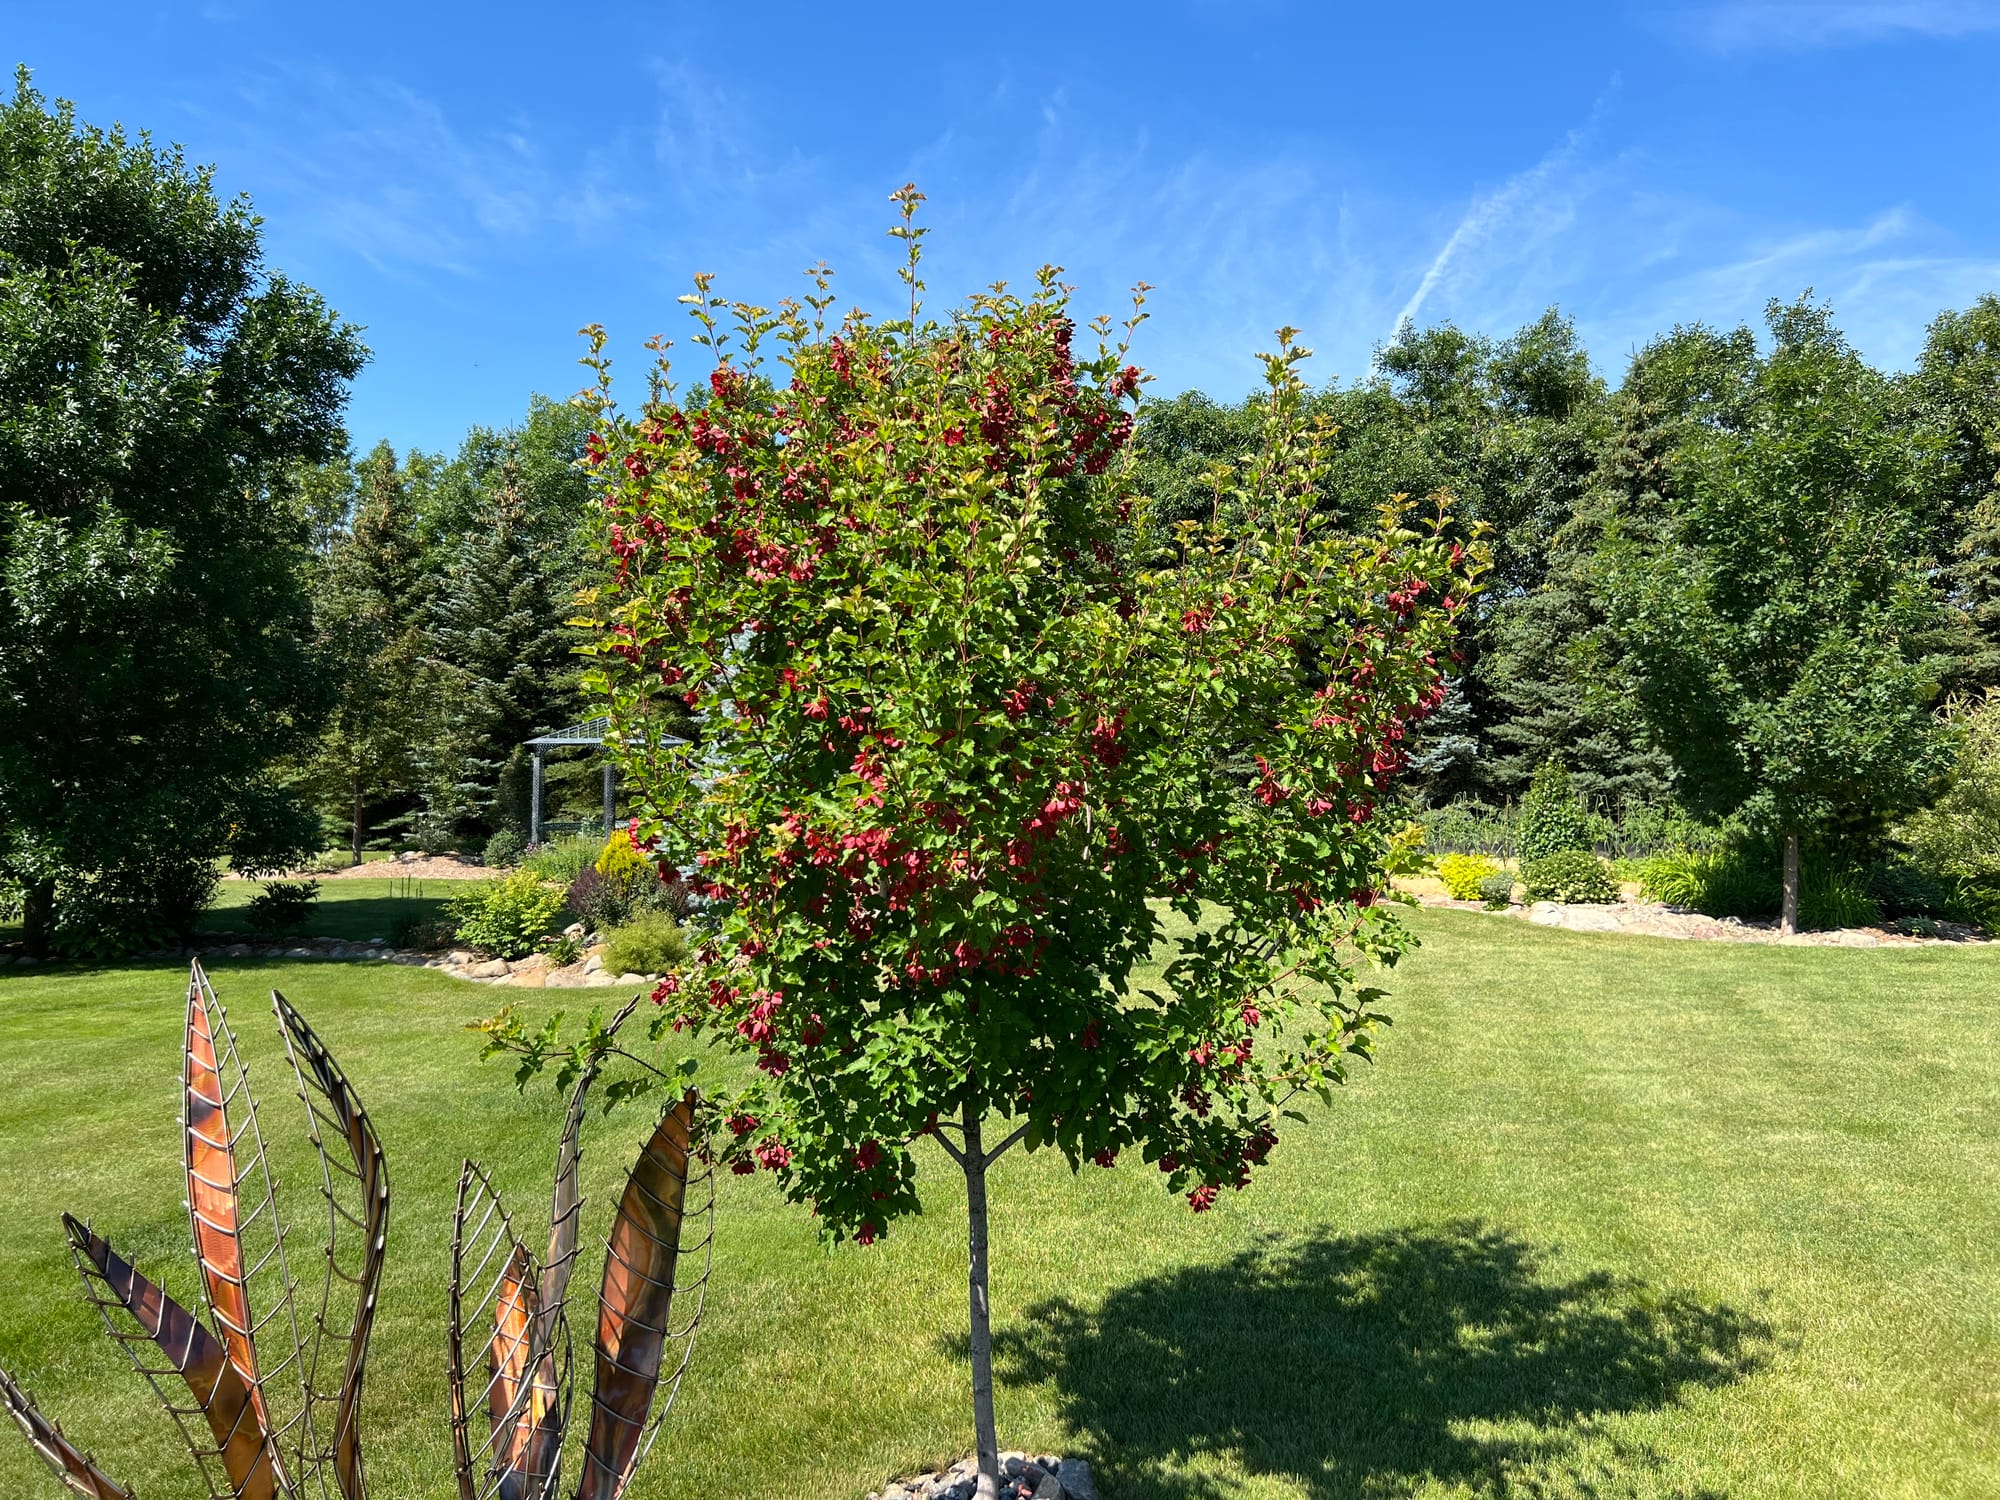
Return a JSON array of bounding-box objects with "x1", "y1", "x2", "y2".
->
[
  {"x1": 522, "y1": 717, "x2": 665, "y2": 846},
  {"x1": 530, "y1": 749, "x2": 545, "y2": 846}
]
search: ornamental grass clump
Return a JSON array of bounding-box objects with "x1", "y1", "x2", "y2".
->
[{"x1": 496, "y1": 188, "x2": 1483, "y2": 1498}]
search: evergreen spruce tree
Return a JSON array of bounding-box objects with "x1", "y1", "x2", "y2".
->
[
  {"x1": 296, "y1": 442, "x2": 428, "y2": 861},
  {"x1": 1946, "y1": 492, "x2": 2000, "y2": 692},
  {"x1": 1405, "y1": 677, "x2": 1483, "y2": 801},
  {"x1": 1481, "y1": 392, "x2": 1677, "y2": 806},
  {"x1": 1914, "y1": 297, "x2": 2000, "y2": 693},
  {"x1": 421, "y1": 451, "x2": 581, "y2": 839}
]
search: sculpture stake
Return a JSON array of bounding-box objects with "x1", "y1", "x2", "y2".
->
[{"x1": 2, "y1": 962, "x2": 713, "y2": 1500}]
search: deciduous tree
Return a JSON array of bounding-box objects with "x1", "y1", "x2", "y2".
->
[
  {"x1": 0, "y1": 69, "x2": 362, "y2": 953},
  {"x1": 1599, "y1": 300, "x2": 1953, "y2": 932},
  {"x1": 494, "y1": 194, "x2": 1481, "y2": 1498}
]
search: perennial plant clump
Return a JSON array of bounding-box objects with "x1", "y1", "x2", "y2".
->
[
  {"x1": 1435, "y1": 852, "x2": 1501, "y2": 902},
  {"x1": 446, "y1": 870, "x2": 565, "y2": 959},
  {"x1": 1522, "y1": 849, "x2": 1619, "y2": 905},
  {"x1": 495, "y1": 189, "x2": 1484, "y2": 1494}
]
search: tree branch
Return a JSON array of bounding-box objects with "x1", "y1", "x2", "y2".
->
[
  {"x1": 982, "y1": 1122, "x2": 1030, "y2": 1169},
  {"x1": 931, "y1": 1127, "x2": 967, "y2": 1168}
]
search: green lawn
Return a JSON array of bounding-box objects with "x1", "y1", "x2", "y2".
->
[
  {"x1": 200, "y1": 876, "x2": 453, "y2": 942},
  {"x1": 1, "y1": 910, "x2": 1996, "y2": 1498},
  {"x1": 0, "y1": 875, "x2": 455, "y2": 950}
]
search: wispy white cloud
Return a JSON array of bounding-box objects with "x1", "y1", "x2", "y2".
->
[
  {"x1": 1603, "y1": 207, "x2": 2000, "y2": 364},
  {"x1": 185, "y1": 45, "x2": 2000, "y2": 445},
  {"x1": 809, "y1": 79, "x2": 1996, "y2": 395},
  {"x1": 1387, "y1": 119, "x2": 1594, "y2": 347},
  {"x1": 189, "y1": 69, "x2": 642, "y2": 279},
  {"x1": 1669, "y1": 1, "x2": 2000, "y2": 51}
]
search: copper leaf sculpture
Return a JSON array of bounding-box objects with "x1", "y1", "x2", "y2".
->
[{"x1": 1, "y1": 962, "x2": 714, "y2": 1500}]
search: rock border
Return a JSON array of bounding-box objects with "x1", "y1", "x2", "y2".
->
[
  {"x1": 1411, "y1": 890, "x2": 1989, "y2": 947},
  {"x1": 873, "y1": 1454, "x2": 1096, "y2": 1500}
]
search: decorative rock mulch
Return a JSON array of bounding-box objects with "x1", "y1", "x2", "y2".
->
[
  {"x1": 872, "y1": 1454, "x2": 1097, "y2": 1500},
  {"x1": 225, "y1": 850, "x2": 496, "y2": 881},
  {"x1": 1412, "y1": 891, "x2": 1988, "y2": 947}
]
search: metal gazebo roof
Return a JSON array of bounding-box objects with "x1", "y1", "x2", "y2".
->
[{"x1": 525, "y1": 715, "x2": 615, "y2": 749}]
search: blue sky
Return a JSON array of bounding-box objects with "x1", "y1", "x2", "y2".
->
[{"x1": 10, "y1": 1, "x2": 2000, "y2": 455}]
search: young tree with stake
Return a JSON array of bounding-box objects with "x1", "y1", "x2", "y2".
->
[{"x1": 488, "y1": 190, "x2": 1481, "y2": 1496}]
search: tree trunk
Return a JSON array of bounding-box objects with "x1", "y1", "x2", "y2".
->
[
  {"x1": 1780, "y1": 832, "x2": 1800, "y2": 937},
  {"x1": 961, "y1": 1100, "x2": 1002, "y2": 1500},
  {"x1": 351, "y1": 776, "x2": 365, "y2": 868},
  {"x1": 22, "y1": 878, "x2": 54, "y2": 959}
]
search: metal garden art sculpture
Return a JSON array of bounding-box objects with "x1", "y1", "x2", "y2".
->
[{"x1": 0, "y1": 962, "x2": 712, "y2": 1500}]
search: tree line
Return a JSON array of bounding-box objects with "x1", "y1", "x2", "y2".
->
[
  {"x1": 1132, "y1": 298, "x2": 1999, "y2": 927},
  {"x1": 4, "y1": 69, "x2": 1996, "y2": 953},
  {"x1": 290, "y1": 400, "x2": 602, "y2": 863}
]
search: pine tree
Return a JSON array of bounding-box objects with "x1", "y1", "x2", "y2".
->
[
  {"x1": 296, "y1": 441, "x2": 427, "y2": 861},
  {"x1": 1479, "y1": 389, "x2": 1676, "y2": 806},
  {"x1": 421, "y1": 451, "x2": 581, "y2": 839},
  {"x1": 1946, "y1": 491, "x2": 2000, "y2": 692},
  {"x1": 1908, "y1": 295, "x2": 2000, "y2": 694}
]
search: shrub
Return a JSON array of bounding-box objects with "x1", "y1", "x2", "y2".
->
[
  {"x1": 243, "y1": 880, "x2": 319, "y2": 936},
  {"x1": 1897, "y1": 690, "x2": 2000, "y2": 879},
  {"x1": 411, "y1": 814, "x2": 465, "y2": 856},
  {"x1": 564, "y1": 865, "x2": 631, "y2": 933},
  {"x1": 540, "y1": 931, "x2": 585, "y2": 968},
  {"x1": 482, "y1": 829, "x2": 527, "y2": 868},
  {"x1": 1477, "y1": 870, "x2": 1516, "y2": 909},
  {"x1": 1522, "y1": 849, "x2": 1618, "y2": 904},
  {"x1": 594, "y1": 834, "x2": 647, "y2": 880},
  {"x1": 387, "y1": 913, "x2": 457, "y2": 951},
  {"x1": 1517, "y1": 759, "x2": 1593, "y2": 866},
  {"x1": 1436, "y1": 852, "x2": 1500, "y2": 901},
  {"x1": 445, "y1": 872, "x2": 565, "y2": 960},
  {"x1": 564, "y1": 835, "x2": 692, "y2": 931},
  {"x1": 523, "y1": 835, "x2": 600, "y2": 885},
  {"x1": 1798, "y1": 871, "x2": 1882, "y2": 931},
  {"x1": 599, "y1": 911, "x2": 688, "y2": 977},
  {"x1": 49, "y1": 857, "x2": 219, "y2": 961},
  {"x1": 1866, "y1": 862, "x2": 1952, "y2": 919}
]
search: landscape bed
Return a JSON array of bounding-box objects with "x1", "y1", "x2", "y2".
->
[{"x1": 0, "y1": 907, "x2": 1994, "y2": 1499}]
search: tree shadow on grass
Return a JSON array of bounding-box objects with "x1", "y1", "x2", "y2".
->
[{"x1": 993, "y1": 1222, "x2": 1774, "y2": 1500}]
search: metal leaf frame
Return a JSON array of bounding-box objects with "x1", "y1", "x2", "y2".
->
[{"x1": 0, "y1": 963, "x2": 714, "y2": 1500}]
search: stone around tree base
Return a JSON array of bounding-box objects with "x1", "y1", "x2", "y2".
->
[{"x1": 869, "y1": 1454, "x2": 1095, "y2": 1500}]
